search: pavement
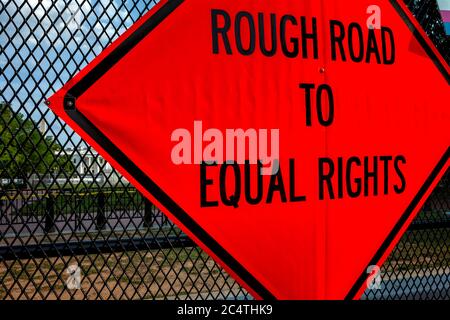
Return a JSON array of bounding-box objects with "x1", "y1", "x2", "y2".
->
[{"x1": 361, "y1": 267, "x2": 450, "y2": 300}]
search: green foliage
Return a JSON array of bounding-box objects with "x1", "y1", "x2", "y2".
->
[{"x1": 0, "y1": 102, "x2": 74, "y2": 180}]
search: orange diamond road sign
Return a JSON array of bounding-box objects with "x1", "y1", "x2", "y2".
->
[{"x1": 48, "y1": 0, "x2": 449, "y2": 299}]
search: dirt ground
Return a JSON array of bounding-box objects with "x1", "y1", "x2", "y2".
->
[
  {"x1": 1, "y1": 228, "x2": 447, "y2": 300},
  {"x1": 0, "y1": 247, "x2": 248, "y2": 300}
]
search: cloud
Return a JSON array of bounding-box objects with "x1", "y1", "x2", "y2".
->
[{"x1": 1, "y1": 0, "x2": 159, "y2": 145}]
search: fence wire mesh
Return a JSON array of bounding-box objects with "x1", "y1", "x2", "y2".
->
[{"x1": 0, "y1": 0, "x2": 448, "y2": 300}]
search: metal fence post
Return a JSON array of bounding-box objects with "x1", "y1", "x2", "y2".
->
[
  {"x1": 44, "y1": 194, "x2": 55, "y2": 233},
  {"x1": 96, "y1": 191, "x2": 107, "y2": 230},
  {"x1": 143, "y1": 198, "x2": 153, "y2": 228}
]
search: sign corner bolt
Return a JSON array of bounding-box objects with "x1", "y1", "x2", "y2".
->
[{"x1": 64, "y1": 94, "x2": 76, "y2": 110}]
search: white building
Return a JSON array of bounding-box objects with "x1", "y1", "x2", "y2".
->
[{"x1": 55, "y1": 146, "x2": 128, "y2": 186}]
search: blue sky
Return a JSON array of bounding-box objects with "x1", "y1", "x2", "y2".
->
[{"x1": 0, "y1": 0, "x2": 159, "y2": 147}]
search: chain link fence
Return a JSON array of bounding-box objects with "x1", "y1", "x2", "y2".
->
[{"x1": 0, "y1": 0, "x2": 448, "y2": 300}]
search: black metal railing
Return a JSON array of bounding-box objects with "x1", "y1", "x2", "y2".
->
[{"x1": 0, "y1": 0, "x2": 449, "y2": 300}]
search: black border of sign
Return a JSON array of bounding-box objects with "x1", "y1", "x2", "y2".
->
[
  {"x1": 388, "y1": 0, "x2": 449, "y2": 84},
  {"x1": 61, "y1": 0, "x2": 449, "y2": 300},
  {"x1": 346, "y1": 0, "x2": 449, "y2": 299},
  {"x1": 64, "y1": 0, "x2": 276, "y2": 300}
]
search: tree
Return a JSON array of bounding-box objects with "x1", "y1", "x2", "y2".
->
[{"x1": 0, "y1": 102, "x2": 74, "y2": 183}]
